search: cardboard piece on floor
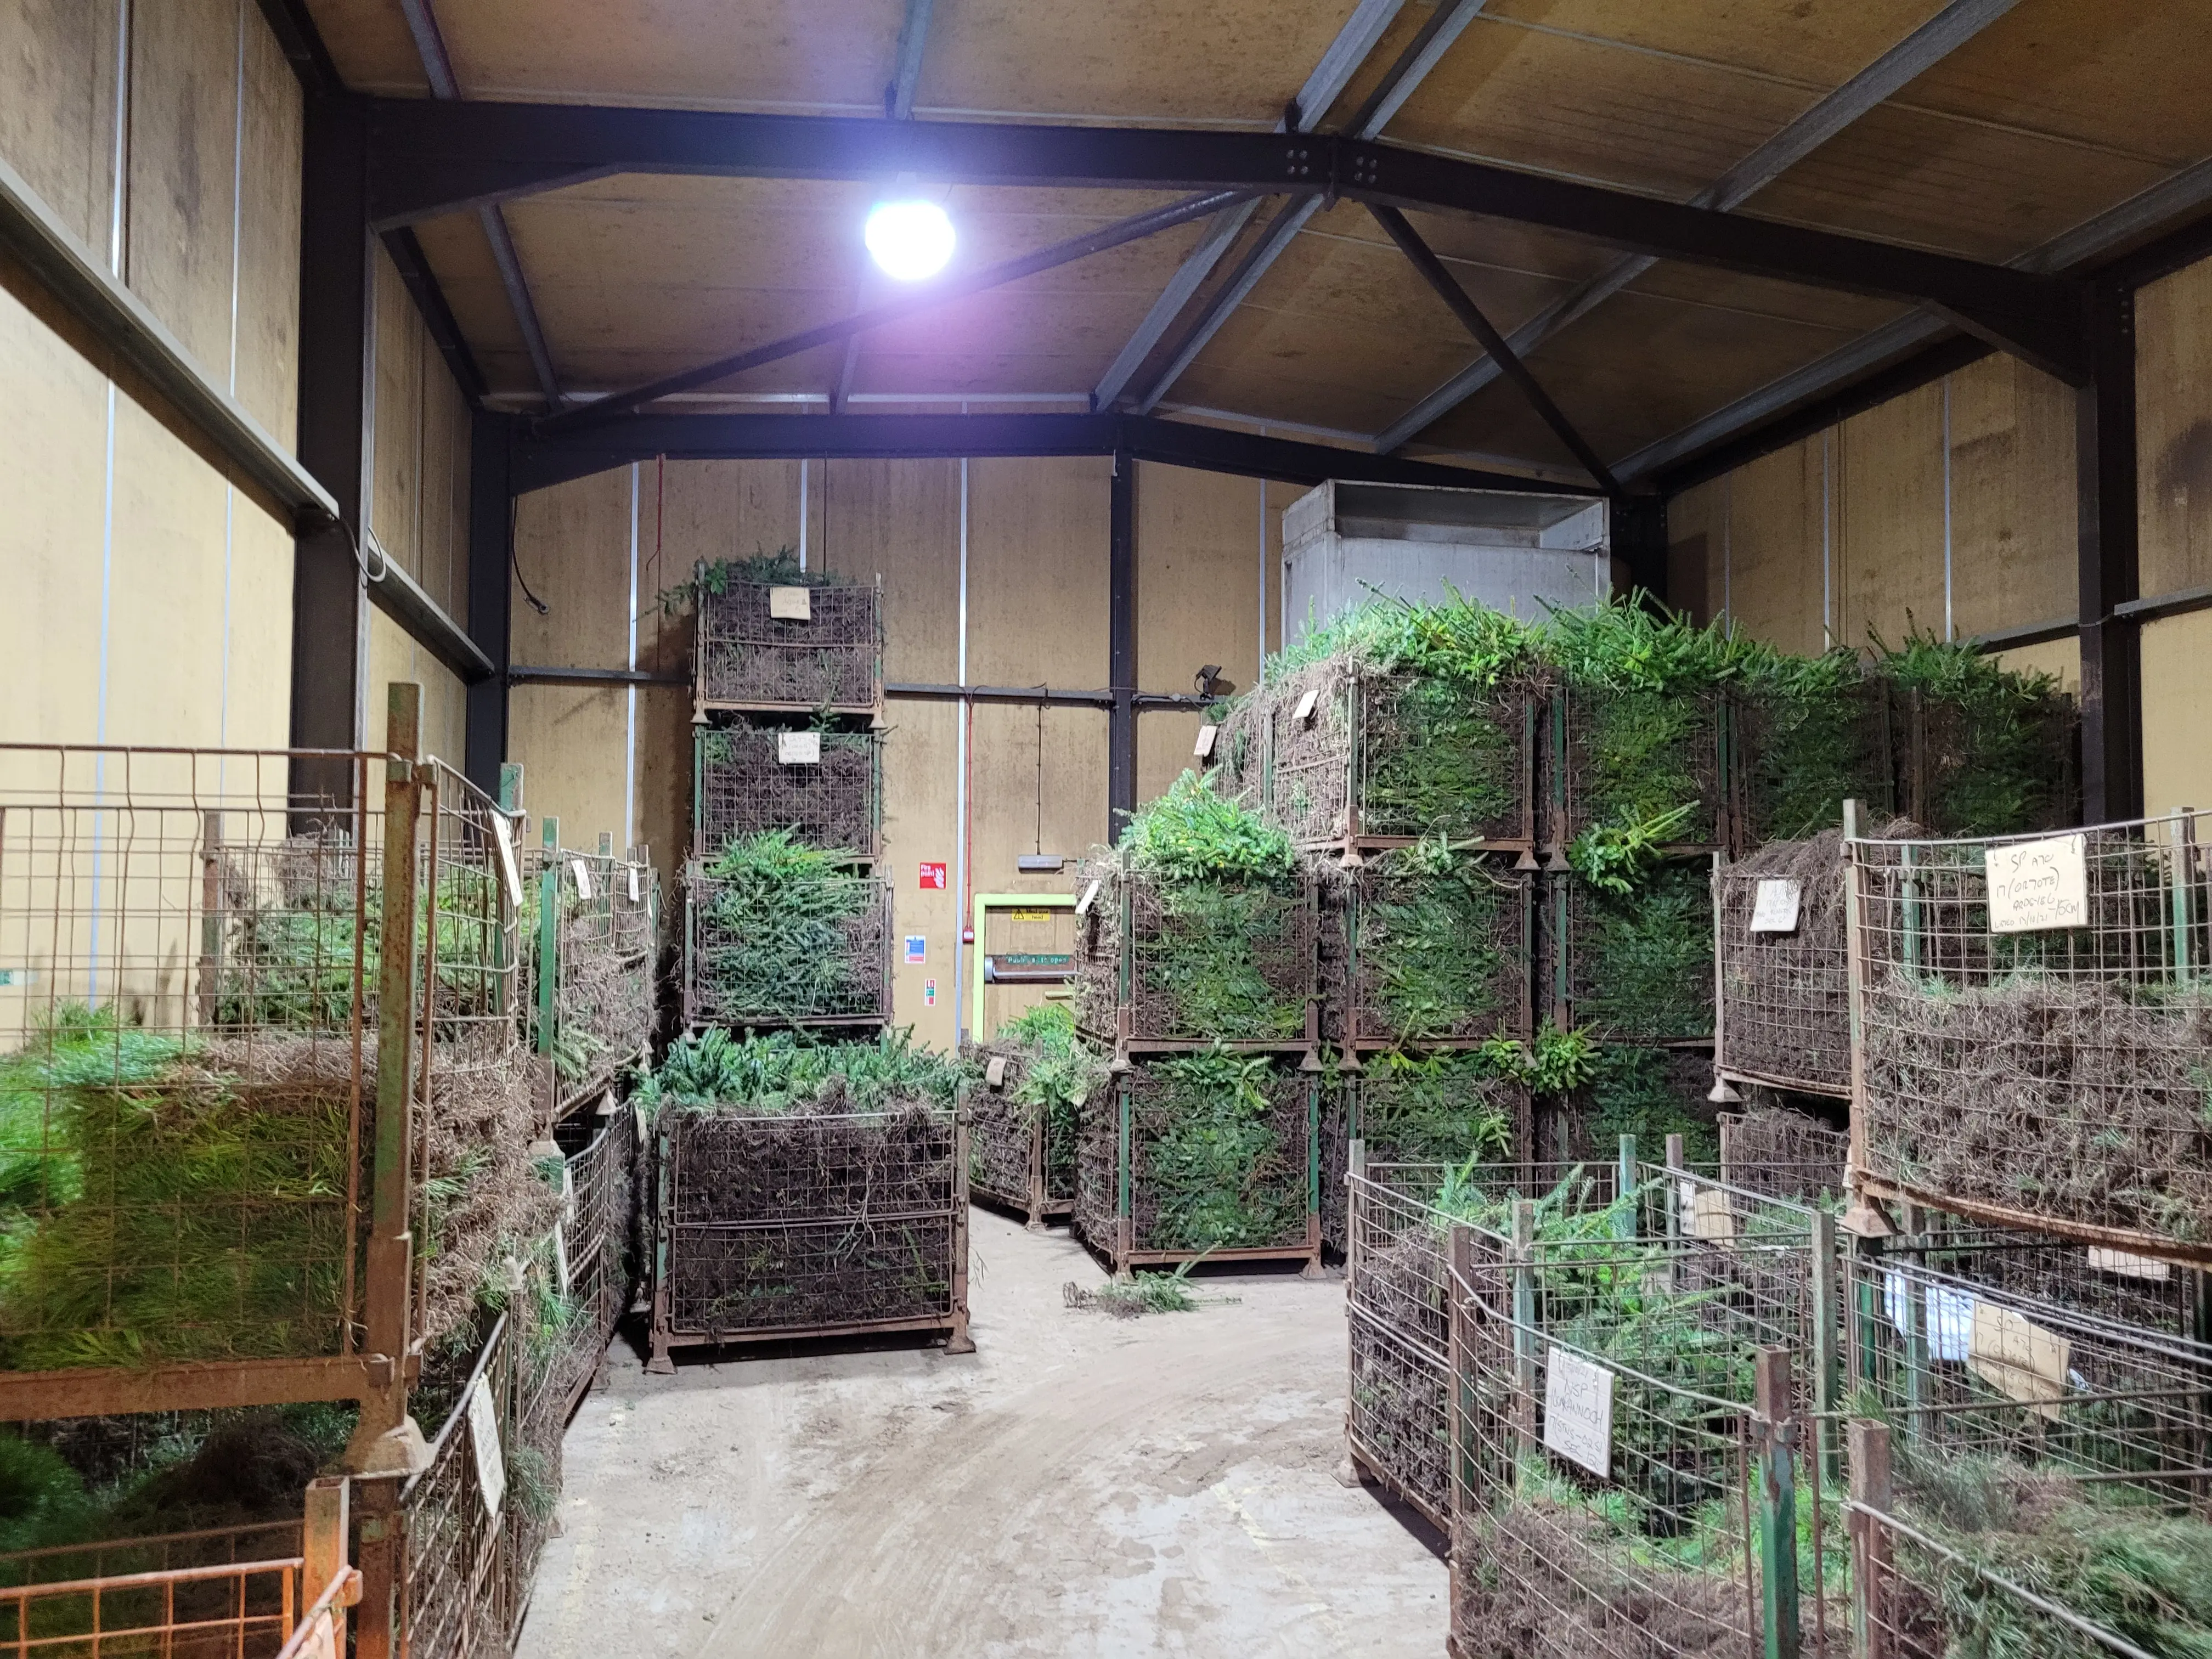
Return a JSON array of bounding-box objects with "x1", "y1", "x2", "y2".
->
[{"x1": 1967, "y1": 1302, "x2": 2072, "y2": 1420}]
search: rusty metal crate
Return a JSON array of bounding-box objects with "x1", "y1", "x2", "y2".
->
[
  {"x1": 1543, "y1": 860, "x2": 1717, "y2": 1045},
  {"x1": 964, "y1": 1046, "x2": 1078, "y2": 1229},
  {"x1": 648, "y1": 1103, "x2": 973, "y2": 1362},
  {"x1": 524, "y1": 835, "x2": 659, "y2": 1120},
  {"x1": 1073, "y1": 1057, "x2": 1322, "y2": 1277},
  {"x1": 1323, "y1": 855, "x2": 1532, "y2": 1052},
  {"x1": 681, "y1": 865, "x2": 890, "y2": 1030},
  {"x1": 1714, "y1": 836, "x2": 1850, "y2": 1098},
  {"x1": 694, "y1": 723, "x2": 881, "y2": 860},
  {"x1": 693, "y1": 575, "x2": 881, "y2": 716},
  {"x1": 1551, "y1": 680, "x2": 1731, "y2": 850}
]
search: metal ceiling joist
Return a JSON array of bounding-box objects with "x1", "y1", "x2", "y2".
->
[
  {"x1": 507, "y1": 410, "x2": 1593, "y2": 497},
  {"x1": 538, "y1": 189, "x2": 1254, "y2": 436},
  {"x1": 1091, "y1": 0, "x2": 1409, "y2": 411},
  {"x1": 398, "y1": 0, "x2": 561, "y2": 409},
  {"x1": 362, "y1": 99, "x2": 2079, "y2": 370},
  {"x1": 885, "y1": 0, "x2": 935, "y2": 120},
  {"x1": 1127, "y1": 0, "x2": 1488, "y2": 413},
  {"x1": 1376, "y1": 0, "x2": 2025, "y2": 452},
  {"x1": 1367, "y1": 204, "x2": 1618, "y2": 493}
]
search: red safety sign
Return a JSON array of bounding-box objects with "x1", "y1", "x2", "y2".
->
[{"x1": 919, "y1": 862, "x2": 948, "y2": 890}]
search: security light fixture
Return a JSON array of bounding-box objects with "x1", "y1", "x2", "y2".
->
[
  {"x1": 1194, "y1": 664, "x2": 1223, "y2": 696},
  {"x1": 865, "y1": 199, "x2": 955, "y2": 281}
]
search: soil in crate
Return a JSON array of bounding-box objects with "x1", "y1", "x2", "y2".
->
[
  {"x1": 1076, "y1": 1050, "x2": 1313, "y2": 1255},
  {"x1": 1322, "y1": 847, "x2": 1528, "y2": 1047},
  {"x1": 697, "y1": 725, "x2": 877, "y2": 855}
]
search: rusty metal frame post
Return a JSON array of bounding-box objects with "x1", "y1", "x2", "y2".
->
[
  {"x1": 947, "y1": 1109, "x2": 976, "y2": 1353},
  {"x1": 647, "y1": 1115, "x2": 678, "y2": 1375},
  {"x1": 303, "y1": 1476, "x2": 351, "y2": 1651},
  {"x1": 1755, "y1": 1346, "x2": 1802, "y2": 1659},
  {"x1": 1848, "y1": 1419, "x2": 1892, "y2": 1659}
]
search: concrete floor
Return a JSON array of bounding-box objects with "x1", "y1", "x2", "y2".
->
[{"x1": 516, "y1": 1208, "x2": 1446, "y2": 1658}]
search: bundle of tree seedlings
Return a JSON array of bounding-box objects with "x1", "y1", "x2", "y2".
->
[
  {"x1": 669, "y1": 550, "x2": 882, "y2": 713},
  {"x1": 686, "y1": 829, "x2": 888, "y2": 1027}
]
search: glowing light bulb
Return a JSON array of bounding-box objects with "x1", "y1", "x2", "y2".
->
[{"x1": 864, "y1": 199, "x2": 955, "y2": 281}]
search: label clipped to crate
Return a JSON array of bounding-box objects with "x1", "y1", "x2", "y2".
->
[
  {"x1": 467, "y1": 1375, "x2": 505, "y2": 1518},
  {"x1": 571, "y1": 857, "x2": 593, "y2": 899},
  {"x1": 1075, "y1": 879, "x2": 1101, "y2": 917},
  {"x1": 777, "y1": 731, "x2": 822, "y2": 765},
  {"x1": 1967, "y1": 1301, "x2": 2072, "y2": 1420},
  {"x1": 554, "y1": 1223, "x2": 572, "y2": 1294},
  {"x1": 1984, "y1": 833, "x2": 2088, "y2": 934},
  {"x1": 768, "y1": 585, "x2": 813, "y2": 622},
  {"x1": 628, "y1": 866, "x2": 642, "y2": 903},
  {"x1": 489, "y1": 814, "x2": 524, "y2": 909},
  {"x1": 1543, "y1": 1347, "x2": 1613, "y2": 1477},
  {"x1": 1684, "y1": 1184, "x2": 1737, "y2": 1244},
  {"x1": 1748, "y1": 878, "x2": 1802, "y2": 934},
  {"x1": 1293, "y1": 687, "x2": 1319, "y2": 725},
  {"x1": 1193, "y1": 724, "x2": 1218, "y2": 759},
  {"x1": 985, "y1": 1054, "x2": 1009, "y2": 1090}
]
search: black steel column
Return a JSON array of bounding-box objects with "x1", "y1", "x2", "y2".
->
[
  {"x1": 464, "y1": 410, "x2": 516, "y2": 793},
  {"x1": 1107, "y1": 449, "x2": 1137, "y2": 842},
  {"x1": 1613, "y1": 494, "x2": 1668, "y2": 605},
  {"x1": 292, "y1": 93, "x2": 371, "y2": 802},
  {"x1": 2075, "y1": 280, "x2": 2142, "y2": 824}
]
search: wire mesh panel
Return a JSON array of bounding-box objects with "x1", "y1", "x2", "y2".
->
[
  {"x1": 964, "y1": 1047, "x2": 1077, "y2": 1226},
  {"x1": 653, "y1": 1104, "x2": 967, "y2": 1353},
  {"x1": 1850, "y1": 811, "x2": 2212, "y2": 1254},
  {"x1": 1550, "y1": 861, "x2": 1717, "y2": 1043},
  {"x1": 1263, "y1": 661, "x2": 1540, "y2": 852},
  {"x1": 1717, "y1": 832, "x2": 1852, "y2": 1096},
  {"x1": 683, "y1": 869, "x2": 889, "y2": 1028},
  {"x1": 1718, "y1": 1105, "x2": 1849, "y2": 1205},
  {"x1": 1071, "y1": 862, "x2": 1315, "y2": 1049},
  {"x1": 695, "y1": 579, "x2": 881, "y2": 713},
  {"x1": 1350, "y1": 1059, "x2": 1526, "y2": 1171},
  {"x1": 1324, "y1": 856, "x2": 1531, "y2": 1050},
  {"x1": 1556, "y1": 682, "x2": 1729, "y2": 849},
  {"x1": 1074, "y1": 1057, "x2": 1319, "y2": 1272},
  {"x1": 1346, "y1": 1164, "x2": 1458, "y2": 1530},
  {"x1": 1885, "y1": 1207, "x2": 2212, "y2": 1339},
  {"x1": 1446, "y1": 1169, "x2": 1843, "y2": 1659},
  {"x1": 1734, "y1": 674, "x2": 1894, "y2": 848},
  {"x1": 1842, "y1": 1251, "x2": 2212, "y2": 1659},
  {"x1": 555, "y1": 1106, "x2": 639, "y2": 1397},
  {"x1": 695, "y1": 725, "x2": 880, "y2": 859},
  {"x1": 0, "y1": 1550, "x2": 308, "y2": 1658},
  {"x1": 526, "y1": 844, "x2": 657, "y2": 1117},
  {"x1": 1895, "y1": 678, "x2": 2078, "y2": 837},
  {"x1": 399, "y1": 1319, "x2": 509, "y2": 1659}
]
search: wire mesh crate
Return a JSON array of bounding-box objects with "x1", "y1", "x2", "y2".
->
[
  {"x1": 1445, "y1": 1167, "x2": 1844, "y2": 1659},
  {"x1": 1259, "y1": 660, "x2": 1543, "y2": 857},
  {"x1": 1733, "y1": 672, "x2": 1895, "y2": 849},
  {"x1": 694, "y1": 723, "x2": 881, "y2": 860},
  {"x1": 1552, "y1": 681, "x2": 1731, "y2": 850},
  {"x1": 1545, "y1": 860, "x2": 1717, "y2": 1044},
  {"x1": 693, "y1": 573, "x2": 882, "y2": 715},
  {"x1": 0, "y1": 739, "x2": 526, "y2": 1419},
  {"x1": 965, "y1": 1045, "x2": 1079, "y2": 1229},
  {"x1": 1849, "y1": 810, "x2": 2212, "y2": 1257},
  {"x1": 1071, "y1": 856, "x2": 1318, "y2": 1053},
  {"x1": 648, "y1": 1102, "x2": 972, "y2": 1361},
  {"x1": 1842, "y1": 1248, "x2": 2212, "y2": 1659},
  {"x1": 1891, "y1": 675, "x2": 2078, "y2": 837},
  {"x1": 524, "y1": 836, "x2": 658, "y2": 1118},
  {"x1": 1322, "y1": 854, "x2": 1532, "y2": 1052},
  {"x1": 681, "y1": 864, "x2": 889, "y2": 1029},
  {"x1": 1073, "y1": 1054, "x2": 1322, "y2": 1276},
  {"x1": 1347, "y1": 1057, "x2": 1527, "y2": 1171},
  {"x1": 0, "y1": 1538, "x2": 332, "y2": 1658},
  {"x1": 1345, "y1": 1158, "x2": 1462, "y2": 1532},
  {"x1": 399, "y1": 1313, "x2": 513, "y2": 1659},
  {"x1": 1718, "y1": 1104, "x2": 1849, "y2": 1205},
  {"x1": 552, "y1": 1104, "x2": 640, "y2": 1404},
  {"x1": 1716, "y1": 831, "x2": 1853, "y2": 1098}
]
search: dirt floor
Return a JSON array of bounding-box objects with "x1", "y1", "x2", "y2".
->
[{"x1": 517, "y1": 1207, "x2": 1447, "y2": 1658}]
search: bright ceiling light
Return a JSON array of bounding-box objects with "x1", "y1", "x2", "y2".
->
[{"x1": 865, "y1": 199, "x2": 955, "y2": 281}]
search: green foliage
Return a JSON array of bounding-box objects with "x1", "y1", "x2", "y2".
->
[
  {"x1": 1362, "y1": 840, "x2": 1514, "y2": 1041},
  {"x1": 656, "y1": 546, "x2": 821, "y2": 614},
  {"x1": 1572, "y1": 861, "x2": 1714, "y2": 1042},
  {"x1": 1362, "y1": 673, "x2": 1522, "y2": 838},
  {"x1": 1739, "y1": 647, "x2": 1883, "y2": 839},
  {"x1": 1568, "y1": 804, "x2": 1699, "y2": 896},
  {"x1": 1143, "y1": 1048, "x2": 1302, "y2": 1251},
  {"x1": 1585, "y1": 1043, "x2": 1715, "y2": 1164},
  {"x1": 1270, "y1": 592, "x2": 1537, "y2": 687},
  {"x1": 699, "y1": 829, "x2": 871, "y2": 1019},
  {"x1": 1123, "y1": 770, "x2": 1297, "y2": 885},
  {"x1": 1476, "y1": 1025, "x2": 1600, "y2": 1094},
  {"x1": 637, "y1": 1026, "x2": 967, "y2": 1116},
  {"x1": 1085, "y1": 1259, "x2": 1204, "y2": 1317},
  {"x1": 1356, "y1": 1049, "x2": 1516, "y2": 1164},
  {"x1": 1141, "y1": 880, "x2": 1310, "y2": 1040},
  {"x1": 1873, "y1": 628, "x2": 2073, "y2": 835},
  {"x1": 1543, "y1": 597, "x2": 1760, "y2": 695}
]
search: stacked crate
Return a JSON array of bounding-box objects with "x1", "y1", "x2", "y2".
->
[
  {"x1": 524, "y1": 820, "x2": 660, "y2": 1123},
  {"x1": 681, "y1": 565, "x2": 889, "y2": 1034}
]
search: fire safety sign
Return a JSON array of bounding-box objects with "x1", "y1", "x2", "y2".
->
[
  {"x1": 919, "y1": 862, "x2": 947, "y2": 889},
  {"x1": 904, "y1": 935, "x2": 927, "y2": 964}
]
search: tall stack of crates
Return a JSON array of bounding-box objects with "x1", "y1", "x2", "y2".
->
[{"x1": 681, "y1": 563, "x2": 889, "y2": 1033}]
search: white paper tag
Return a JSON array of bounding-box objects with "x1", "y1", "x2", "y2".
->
[
  {"x1": 1985, "y1": 834, "x2": 2088, "y2": 934},
  {"x1": 488, "y1": 816, "x2": 524, "y2": 909},
  {"x1": 553, "y1": 1223, "x2": 572, "y2": 1293},
  {"x1": 1543, "y1": 1347, "x2": 1613, "y2": 1477},
  {"x1": 467, "y1": 1375, "x2": 505, "y2": 1517},
  {"x1": 768, "y1": 585, "x2": 812, "y2": 622},
  {"x1": 628, "y1": 866, "x2": 642, "y2": 904},
  {"x1": 1293, "y1": 687, "x2": 1319, "y2": 725},
  {"x1": 570, "y1": 857, "x2": 592, "y2": 900},
  {"x1": 985, "y1": 1054, "x2": 1009, "y2": 1090},
  {"x1": 1075, "y1": 879, "x2": 1101, "y2": 917},
  {"x1": 1193, "y1": 724, "x2": 1218, "y2": 759},
  {"x1": 1748, "y1": 878, "x2": 1802, "y2": 934},
  {"x1": 778, "y1": 731, "x2": 822, "y2": 765},
  {"x1": 2088, "y1": 1246, "x2": 2171, "y2": 1281}
]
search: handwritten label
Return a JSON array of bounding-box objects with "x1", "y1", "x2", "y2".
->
[
  {"x1": 1293, "y1": 687, "x2": 1319, "y2": 725},
  {"x1": 1543, "y1": 1347, "x2": 1613, "y2": 1477},
  {"x1": 985, "y1": 1055, "x2": 1009, "y2": 1090},
  {"x1": 570, "y1": 857, "x2": 592, "y2": 900},
  {"x1": 1968, "y1": 1302, "x2": 2072, "y2": 1420},
  {"x1": 488, "y1": 815, "x2": 523, "y2": 909},
  {"x1": 1748, "y1": 878, "x2": 1802, "y2": 934},
  {"x1": 467, "y1": 1375, "x2": 505, "y2": 1517},
  {"x1": 777, "y1": 731, "x2": 821, "y2": 766},
  {"x1": 1984, "y1": 833, "x2": 2088, "y2": 934},
  {"x1": 768, "y1": 585, "x2": 812, "y2": 622},
  {"x1": 1075, "y1": 879, "x2": 1101, "y2": 917},
  {"x1": 2088, "y1": 1246, "x2": 2171, "y2": 1282},
  {"x1": 628, "y1": 866, "x2": 642, "y2": 904},
  {"x1": 1193, "y1": 724, "x2": 1218, "y2": 759}
]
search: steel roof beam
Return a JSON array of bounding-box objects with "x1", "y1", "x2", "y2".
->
[{"x1": 1375, "y1": 0, "x2": 2026, "y2": 451}]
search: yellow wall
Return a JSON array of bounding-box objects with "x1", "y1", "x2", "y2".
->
[{"x1": 508, "y1": 455, "x2": 1288, "y2": 1048}]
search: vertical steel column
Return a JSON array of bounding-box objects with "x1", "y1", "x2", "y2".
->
[
  {"x1": 1107, "y1": 449, "x2": 1137, "y2": 843},
  {"x1": 2075, "y1": 281, "x2": 2143, "y2": 823},
  {"x1": 292, "y1": 93, "x2": 372, "y2": 809},
  {"x1": 465, "y1": 409, "x2": 517, "y2": 794},
  {"x1": 1755, "y1": 1347, "x2": 1802, "y2": 1659}
]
